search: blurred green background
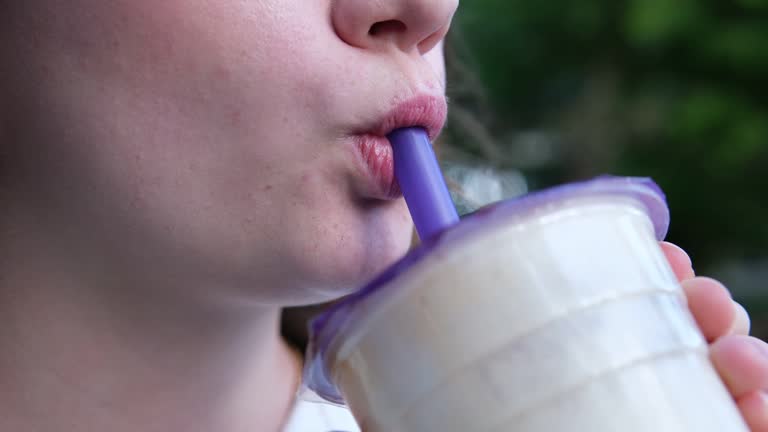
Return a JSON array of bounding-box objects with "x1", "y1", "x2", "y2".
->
[{"x1": 443, "y1": 1, "x2": 767, "y2": 339}]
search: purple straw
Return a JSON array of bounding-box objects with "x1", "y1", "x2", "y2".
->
[{"x1": 387, "y1": 127, "x2": 460, "y2": 241}]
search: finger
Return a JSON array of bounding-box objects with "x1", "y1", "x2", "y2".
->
[
  {"x1": 682, "y1": 277, "x2": 735, "y2": 342},
  {"x1": 660, "y1": 241, "x2": 695, "y2": 281},
  {"x1": 710, "y1": 335, "x2": 768, "y2": 398},
  {"x1": 737, "y1": 391, "x2": 768, "y2": 431},
  {"x1": 730, "y1": 302, "x2": 752, "y2": 336}
]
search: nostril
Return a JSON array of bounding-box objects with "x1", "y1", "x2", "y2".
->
[{"x1": 368, "y1": 20, "x2": 407, "y2": 36}]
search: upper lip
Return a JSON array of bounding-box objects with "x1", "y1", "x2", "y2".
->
[{"x1": 363, "y1": 94, "x2": 448, "y2": 141}]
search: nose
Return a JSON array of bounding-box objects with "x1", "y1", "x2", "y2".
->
[{"x1": 331, "y1": 0, "x2": 459, "y2": 55}]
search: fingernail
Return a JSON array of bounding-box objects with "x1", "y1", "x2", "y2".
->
[
  {"x1": 750, "y1": 338, "x2": 768, "y2": 360},
  {"x1": 731, "y1": 302, "x2": 752, "y2": 335}
]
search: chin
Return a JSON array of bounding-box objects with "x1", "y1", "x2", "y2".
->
[{"x1": 288, "y1": 207, "x2": 414, "y2": 304}]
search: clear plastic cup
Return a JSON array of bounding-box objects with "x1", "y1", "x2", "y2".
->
[{"x1": 304, "y1": 176, "x2": 748, "y2": 432}]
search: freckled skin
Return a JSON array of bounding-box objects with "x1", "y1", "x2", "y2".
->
[{"x1": 0, "y1": 0, "x2": 451, "y2": 305}]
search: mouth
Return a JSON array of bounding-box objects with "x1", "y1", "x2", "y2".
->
[{"x1": 352, "y1": 94, "x2": 448, "y2": 201}]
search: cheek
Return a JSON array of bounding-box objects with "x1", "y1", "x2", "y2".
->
[
  {"x1": 276, "y1": 171, "x2": 412, "y2": 289},
  {"x1": 61, "y1": 1, "x2": 330, "y2": 106},
  {"x1": 297, "y1": 202, "x2": 414, "y2": 296},
  {"x1": 34, "y1": 0, "x2": 336, "y2": 200}
]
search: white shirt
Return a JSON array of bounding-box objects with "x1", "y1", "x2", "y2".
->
[{"x1": 283, "y1": 399, "x2": 361, "y2": 432}]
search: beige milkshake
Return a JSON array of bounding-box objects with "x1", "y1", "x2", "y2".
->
[{"x1": 304, "y1": 177, "x2": 748, "y2": 432}]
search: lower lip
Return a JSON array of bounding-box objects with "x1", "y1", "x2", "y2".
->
[{"x1": 353, "y1": 134, "x2": 402, "y2": 201}]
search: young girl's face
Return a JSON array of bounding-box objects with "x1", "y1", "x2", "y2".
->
[{"x1": 2, "y1": 1, "x2": 458, "y2": 304}]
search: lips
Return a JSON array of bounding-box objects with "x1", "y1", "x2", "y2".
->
[
  {"x1": 352, "y1": 94, "x2": 448, "y2": 201},
  {"x1": 366, "y1": 94, "x2": 448, "y2": 141}
]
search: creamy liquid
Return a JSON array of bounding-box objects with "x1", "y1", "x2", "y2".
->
[{"x1": 328, "y1": 198, "x2": 748, "y2": 432}]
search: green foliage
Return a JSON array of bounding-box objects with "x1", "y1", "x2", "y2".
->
[
  {"x1": 625, "y1": 0, "x2": 706, "y2": 47},
  {"x1": 448, "y1": 1, "x2": 768, "y2": 272}
]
